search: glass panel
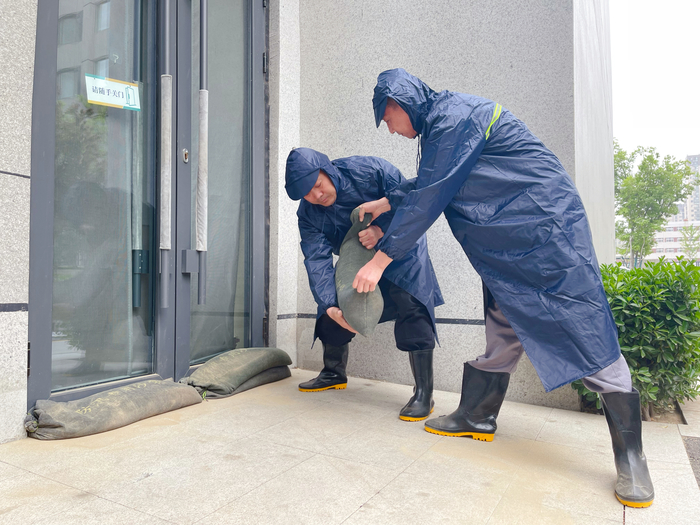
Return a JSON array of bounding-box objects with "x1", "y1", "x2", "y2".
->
[
  {"x1": 95, "y1": 57, "x2": 109, "y2": 77},
  {"x1": 96, "y1": 2, "x2": 111, "y2": 32},
  {"x1": 51, "y1": 0, "x2": 155, "y2": 390},
  {"x1": 189, "y1": 0, "x2": 251, "y2": 363},
  {"x1": 58, "y1": 13, "x2": 83, "y2": 45}
]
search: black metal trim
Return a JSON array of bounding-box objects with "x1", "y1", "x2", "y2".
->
[
  {"x1": 173, "y1": 0, "x2": 192, "y2": 381},
  {"x1": 435, "y1": 318, "x2": 485, "y2": 325},
  {"x1": 277, "y1": 313, "x2": 316, "y2": 320},
  {"x1": 275, "y1": 313, "x2": 486, "y2": 325},
  {"x1": 0, "y1": 303, "x2": 29, "y2": 313},
  {"x1": 0, "y1": 170, "x2": 30, "y2": 179},
  {"x1": 27, "y1": 0, "x2": 59, "y2": 409},
  {"x1": 250, "y1": 0, "x2": 266, "y2": 347}
]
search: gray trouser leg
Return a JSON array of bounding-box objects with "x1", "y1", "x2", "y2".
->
[
  {"x1": 581, "y1": 355, "x2": 633, "y2": 393},
  {"x1": 469, "y1": 301, "x2": 632, "y2": 394},
  {"x1": 469, "y1": 301, "x2": 524, "y2": 374}
]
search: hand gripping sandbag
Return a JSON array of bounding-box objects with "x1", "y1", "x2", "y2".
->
[
  {"x1": 335, "y1": 207, "x2": 384, "y2": 336},
  {"x1": 24, "y1": 379, "x2": 203, "y2": 440},
  {"x1": 181, "y1": 347, "x2": 292, "y2": 398}
]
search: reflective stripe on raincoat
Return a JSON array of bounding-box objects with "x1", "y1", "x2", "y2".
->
[{"x1": 373, "y1": 68, "x2": 620, "y2": 392}]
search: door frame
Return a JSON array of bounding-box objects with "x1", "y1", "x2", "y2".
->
[{"x1": 27, "y1": 0, "x2": 267, "y2": 408}]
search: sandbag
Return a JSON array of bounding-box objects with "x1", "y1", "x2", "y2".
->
[
  {"x1": 335, "y1": 207, "x2": 384, "y2": 336},
  {"x1": 181, "y1": 347, "x2": 292, "y2": 398},
  {"x1": 24, "y1": 379, "x2": 202, "y2": 440}
]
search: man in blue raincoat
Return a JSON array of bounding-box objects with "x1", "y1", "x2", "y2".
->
[
  {"x1": 285, "y1": 147, "x2": 444, "y2": 421},
  {"x1": 353, "y1": 69, "x2": 654, "y2": 507}
]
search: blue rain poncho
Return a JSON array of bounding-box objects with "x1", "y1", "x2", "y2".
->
[
  {"x1": 286, "y1": 148, "x2": 444, "y2": 339},
  {"x1": 372, "y1": 69, "x2": 620, "y2": 392}
]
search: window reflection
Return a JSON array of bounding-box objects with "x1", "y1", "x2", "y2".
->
[
  {"x1": 96, "y1": 2, "x2": 111, "y2": 32},
  {"x1": 59, "y1": 13, "x2": 83, "y2": 45}
]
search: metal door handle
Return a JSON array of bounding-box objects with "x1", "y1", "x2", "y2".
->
[
  {"x1": 159, "y1": 0, "x2": 173, "y2": 308},
  {"x1": 195, "y1": 0, "x2": 209, "y2": 305}
]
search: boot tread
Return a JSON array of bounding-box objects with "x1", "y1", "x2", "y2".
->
[
  {"x1": 298, "y1": 383, "x2": 347, "y2": 392},
  {"x1": 615, "y1": 494, "x2": 654, "y2": 508},
  {"x1": 399, "y1": 408, "x2": 434, "y2": 422},
  {"x1": 424, "y1": 426, "x2": 494, "y2": 441}
]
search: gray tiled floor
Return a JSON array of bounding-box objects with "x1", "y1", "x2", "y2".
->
[{"x1": 1, "y1": 369, "x2": 699, "y2": 524}]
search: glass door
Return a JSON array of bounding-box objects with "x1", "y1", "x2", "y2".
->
[
  {"x1": 28, "y1": 0, "x2": 266, "y2": 406},
  {"x1": 50, "y1": 0, "x2": 157, "y2": 391},
  {"x1": 187, "y1": 0, "x2": 252, "y2": 365}
]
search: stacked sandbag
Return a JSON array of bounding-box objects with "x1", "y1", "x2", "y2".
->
[
  {"x1": 25, "y1": 379, "x2": 202, "y2": 440},
  {"x1": 181, "y1": 347, "x2": 292, "y2": 398}
]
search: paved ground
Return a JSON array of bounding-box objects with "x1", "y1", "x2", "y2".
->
[{"x1": 1, "y1": 369, "x2": 699, "y2": 524}]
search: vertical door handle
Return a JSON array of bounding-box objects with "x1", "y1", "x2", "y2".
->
[
  {"x1": 159, "y1": 0, "x2": 173, "y2": 308},
  {"x1": 196, "y1": 0, "x2": 209, "y2": 305}
]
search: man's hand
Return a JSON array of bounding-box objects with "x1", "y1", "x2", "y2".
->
[
  {"x1": 352, "y1": 251, "x2": 393, "y2": 293},
  {"x1": 358, "y1": 225, "x2": 384, "y2": 249},
  {"x1": 326, "y1": 306, "x2": 358, "y2": 334},
  {"x1": 358, "y1": 197, "x2": 391, "y2": 223}
]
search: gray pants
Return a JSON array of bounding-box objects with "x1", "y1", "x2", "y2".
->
[{"x1": 469, "y1": 301, "x2": 632, "y2": 394}]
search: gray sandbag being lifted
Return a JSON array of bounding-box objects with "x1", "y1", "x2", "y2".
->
[
  {"x1": 24, "y1": 379, "x2": 202, "y2": 440},
  {"x1": 181, "y1": 347, "x2": 292, "y2": 398},
  {"x1": 335, "y1": 207, "x2": 384, "y2": 336}
]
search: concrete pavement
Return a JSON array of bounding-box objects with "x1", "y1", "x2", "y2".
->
[{"x1": 0, "y1": 369, "x2": 698, "y2": 524}]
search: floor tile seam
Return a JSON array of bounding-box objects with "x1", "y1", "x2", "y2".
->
[
  {"x1": 254, "y1": 426, "x2": 344, "y2": 454},
  {"x1": 336, "y1": 444, "x2": 431, "y2": 525},
  {"x1": 57, "y1": 493, "x2": 182, "y2": 525},
  {"x1": 483, "y1": 445, "x2": 533, "y2": 525},
  {"x1": 531, "y1": 406, "x2": 554, "y2": 441},
  {"x1": 190, "y1": 452, "x2": 321, "y2": 525},
  {"x1": 308, "y1": 449, "x2": 408, "y2": 472},
  {"x1": 537, "y1": 501, "x2": 625, "y2": 524},
  {"x1": 533, "y1": 436, "x2": 693, "y2": 466}
]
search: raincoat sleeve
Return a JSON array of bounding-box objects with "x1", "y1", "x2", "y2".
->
[
  {"x1": 372, "y1": 159, "x2": 404, "y2": 233},
  {"x1": 299, "y1": 213, "x2": 338, "y2": 314},
  {"x1": 376, "y1": 103, "x2": 494, "y2": 261},
  {"x1": 385, "y1": 178, "x2": 416, "y2": 210}
]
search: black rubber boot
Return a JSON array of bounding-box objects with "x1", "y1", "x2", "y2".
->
[
  {"x1": 600, "y1": 389, "x2": 654, "y2": 507},
  {"x1": 399, "y1": 349, "x2": 434, "y2": 421},
  {"x1": 298, "y1": 343, "x2": 349, "y2": 392},
  {"x1": 424, "y1": 362, "x2": 509, "y2": 442}
]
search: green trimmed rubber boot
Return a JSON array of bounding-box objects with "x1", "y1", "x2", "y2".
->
[
  {"x1": 298, "y1": 343, "x2": 349, "y2": 392},
  {"x1": 424, "y1": 362, "x2": 509, "y2": 442},
  {"x1": 600, "y1": 389, "x2": 654, "y2": 508},
  {"x1": 399, "y1": 349, "x2": 434, "y2": 421}
]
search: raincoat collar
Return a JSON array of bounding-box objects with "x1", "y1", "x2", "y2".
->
[
  {"x1": 373, "y1": 69, "x2": 436, "y2": 134},
  {"x1": 285, "y1": 147, "x2": 341, "y2": 201}
]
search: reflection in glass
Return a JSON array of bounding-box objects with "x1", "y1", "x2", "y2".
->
[
  {"x1": 189, "y1": 0, "x2": 251, "y2": 363},
  {"x1": 51, "y1": 0, "x2": 155, "y2": 390},
  {"x1": 59, "y1": 13, "x2": 83, "y2": 45},
  {"x1": 96, "y1": 1, "x2": 111, "y2": 32},
  {"x1": 95, "y1": 57, "x2": 109, "y2": 78}
]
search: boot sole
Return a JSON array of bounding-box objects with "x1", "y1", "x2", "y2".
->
[
  {"x1": 615, "y1": 494, "x2": 654, "y2": 508},
  {"x1": 423, "y1": 426, "x2": 494, "y2": 442},
  {"x1": 298, "y1": 383, "x2": 347, "y2": 392},
  {"x1": 399, "y1": 408, "x2": 434, "y2": 422}
]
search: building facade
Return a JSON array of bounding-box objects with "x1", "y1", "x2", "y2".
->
[{"x1": 0, "y1": 0, "x2": 615, "y2": 443}]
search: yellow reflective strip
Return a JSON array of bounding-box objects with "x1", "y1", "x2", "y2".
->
[{"x1": 485, "y1": 103, "x2": 502, "y2": 140}]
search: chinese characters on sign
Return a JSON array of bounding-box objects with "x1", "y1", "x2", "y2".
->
[{"x1": 85, "y1": 74, "x2": 141, "y2": 111}]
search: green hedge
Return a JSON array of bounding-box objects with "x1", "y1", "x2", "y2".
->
[{"x1": 571, "y1": 258, "x2": 700, "y2": 419}]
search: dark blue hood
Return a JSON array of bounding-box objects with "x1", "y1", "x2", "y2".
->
[
  {"x1": 285, "y1": 148, "x2": 341, "y2": 201},
  {"x1": 373, "y1": 68, "x2": 436, "y2": 134}
]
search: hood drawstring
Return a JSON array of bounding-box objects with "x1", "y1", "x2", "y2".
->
[{"x1": 415, "y1": 136, "x2": 422, "y2": 175}]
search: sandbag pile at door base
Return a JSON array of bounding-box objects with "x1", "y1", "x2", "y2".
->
[
  {"x1": 181, "y1": 347, "x2": 292, "y2": 398},
  {"x1": 24, "y1": 379, "x2": 202, "y2": 440},
  {"x1": 24, "y1": 347, "x2": 293, "y2": 440}
]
